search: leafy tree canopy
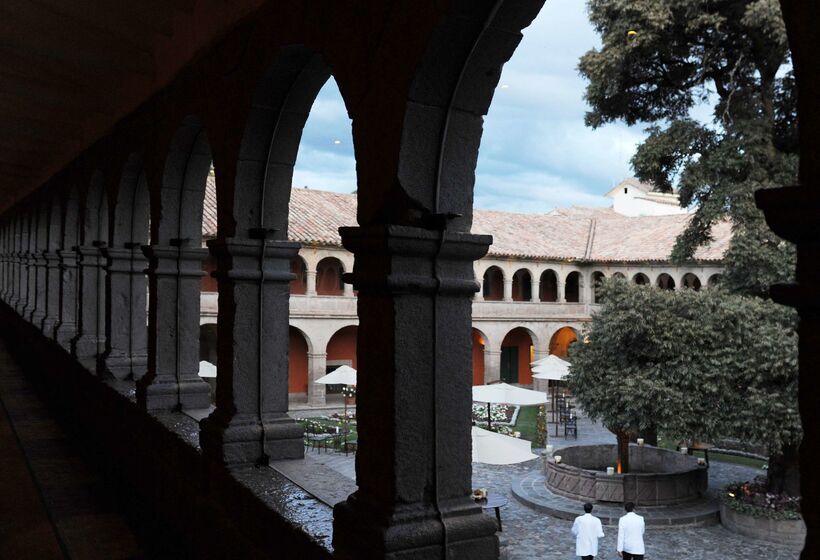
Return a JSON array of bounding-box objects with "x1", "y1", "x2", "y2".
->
[
  {"x1": 579, "y1": 0, "x2": 797, "y2": 295},
  {"x1": 568, "y1": 280, "x2": 800, "y2": 457}
]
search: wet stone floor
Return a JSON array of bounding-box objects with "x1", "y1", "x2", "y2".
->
[{"x1": 473, "y1": 415, "x2": 802, "y2": 560}]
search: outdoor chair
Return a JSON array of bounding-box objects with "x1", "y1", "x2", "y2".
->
[{"x1": 564, "y1": 416, "x2": 578, "y2": 439}]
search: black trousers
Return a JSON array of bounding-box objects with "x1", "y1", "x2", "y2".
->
[{"x1": 623, "y1": 552, "x2": 644, "y2": 560}]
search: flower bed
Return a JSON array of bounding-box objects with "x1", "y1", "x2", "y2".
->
[
  {"x1": 721, "y1": 477, "x2": 805, "y2": 546},
  {"x1": 471, "y1": 403, "x2": 520, "y2": 435}
]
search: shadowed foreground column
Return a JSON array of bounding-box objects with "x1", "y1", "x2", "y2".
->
[
  {"x1": 200, "y1": 238, "x2": 303, "y2": 465},
  {"x1": 139, "y1": 244, "x2": 210, "y2": 409},
  {"x1": 333, "y1": 225, "x2": 499, "y2": 560},
  {"x1": 72, "y1": 243, "x2": 107, "y2": 371}
]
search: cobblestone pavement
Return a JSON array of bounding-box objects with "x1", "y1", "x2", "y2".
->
[{"x1": 306, "y1": 413, "x2": 802, "y2": 559}]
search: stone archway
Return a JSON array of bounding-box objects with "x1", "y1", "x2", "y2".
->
[
  {"x1": 549, "y1": 326, "x2": 578, "y2": 359},
  {"x1": 288, "y1": 326, "x2": 310, "y2": 395},
  {"x1": 500, "y1": 327, "x2": 536, "y2": 385},
  {"x1": 471, "y1": 328, "x2": 489, "y2": 386}
]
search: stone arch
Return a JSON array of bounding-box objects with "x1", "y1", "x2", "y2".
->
[
  {"x1": 591, "y1": 271, "x2": 606, "y2": 303},
  {"x1": 54, "y1": 185, "x2": 81, "y2": 348},
  {"x1": 290, "y1": 255, "x2": 308, "y2": 295},
  {"x1": 482, "y1": 265, "x2": 504, "y2": 301},
  {"x1": 103, "y1": 153, "x2": 151, "y2": 380},
  {"x1": 511, "y1": 268, "x2": 532, "y2": 301},
  {"x1": 471, "y1": 327, "x2": 490, "y2": 386},
  {"x1": 565, "y1": 270, "x2": 582, "y2": 303},
  {"x1": 681, "y1": 273, "x2": 702, "y2": 291},
  {"x1": 327, "y1": 325, "x2": 358, "y2": 369},
  {"x1": 632, "y1": 272, "x2": 650, "y2": 286},
  {"x1": 549, "y1": 326, "x2": 579, "y2": 359},
  {"x1": 140, "y1": 116, "x2": 213, "y2": 410},
  {"x1": 395, "y1": 1, "x2": 544, "y2": 231},
  {"x1": 500, "y1": 326, "x2": 537, "y2": 385},
  {"x1": 230, "y1": 46, "x2": 332, "y2": 240},
  {"x1": 539, "y1": 269, "x2": 558, "y2": 302},
  {"x1": 316, "y1": 256, "x2": 345, "y2": 296},
  {"x1": 707, "y1": 273, "x2": 723, "y2": 288},
  {"x1": 73, "y1": 171, "x2": 109, "y2": 370},
  {"x1": 657, "y1": 273, "x2": 676, "y2": 291},
  {"x1": 288, "y1": 326, "x2": 311, "y2": 394},
  {"x1": 612, "y1": 272, "x2": 626, "y2": 280}
]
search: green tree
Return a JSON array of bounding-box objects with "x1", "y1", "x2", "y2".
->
[
  {"x1": 579, "y1": 0, "x2": 797, "y2": 296},
  {"x1": 568, "y1": 280, "x2": 800, "y2": 494}
]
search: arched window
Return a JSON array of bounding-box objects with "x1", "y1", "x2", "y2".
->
[
  {"x1": 500, "y1": 327, "x2": 535, "y2": 385},
  {"x1": 592, "y1": 271, "x2": 605, "y2": 303},
  {"x1": 707, "y1": 274, "x2": 723, "y2": 288},
  {"x1": 482, "y1": 266, "x2": 504, "y2": 301},
  {"x1": 682, "y1": 273, "x2": 702, "y2": 291},
  {"x1": 612, "y1": 272, "x2": 626, "y2": 280},
  {"x1": 326, "y1": 325, "x2": 358, "y2": 395},
  {"x1": 539, "y1": 269, "x2": 558, "y2": 302},
  {"x1": 316, "y1": 257, "x2": 344, "y2": 296},
  {"x1": 290, "y1": 257, "x2": 307, "y2": 295},
  {"x1": 565, "y1": 271, "x2": 581, "y2": 302},
  {"x1": 512, "y1": 269, "x2": 532, "y2": 301},
  {"x1": 549, "y1": 327, "x2": 578, "y2": 359},
  {"x1": 633, "y1": 273, "x2": 650, "y2": 286},
  {"x1": 657, "y1": 273, "x2": 676, "y2": 290}
]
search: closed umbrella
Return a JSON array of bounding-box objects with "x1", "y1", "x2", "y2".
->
[
  {"x1": 532, "y1": 355, "x2": 571, "y2": 431},
  {"x1": 471, "y1": 426, "x2": 538, "y2": 465}
]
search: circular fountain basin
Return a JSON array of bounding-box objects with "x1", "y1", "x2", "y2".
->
[{"x1": 545, "y1": 444, "x2": 707, "y2": 506}]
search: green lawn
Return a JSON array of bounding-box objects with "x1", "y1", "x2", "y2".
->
[{"x1": 513, "y1": 406, "x2": 539, "y2": 444}]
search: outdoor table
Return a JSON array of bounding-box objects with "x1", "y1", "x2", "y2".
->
[
  {"x1": 478, "y1": 494, "x2": 509, "y2": 531},
  {"x1": 677, "y1": 441, "x2": 714, "y2": 466}
]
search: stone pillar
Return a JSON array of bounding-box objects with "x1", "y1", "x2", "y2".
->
[
  {"x1": 30, "y1": 251, "x2": 48, "y2": 326},
  {"x1": 54, "y1": 249, "x2": 79, "y2": 349},
  {"x1": 343, "y1": 282, "x2": 354, "y2": 298},
  {"x1": 333, "y1": 225, "x2": 498, "y2": 560},
  {"x1": 102, "y1": 246, "x2": 148, "y2": 380},
  {"x1": 484, "y1": 349, "x2": 501, "y2": 383},
  {"x1": 72, "y1": 244, "x2": 107, "y2": 371},
  {"x1": 557, "y1": 279, "x2": 566, "y2": 303},
  {"x1": 199, "y1": 237, "x2": 303, "y2": 465},
  {"x1": 21, "y1": 231, "x2": 36, "y2": 320},
  {"x1": 306, "y1": 269, "x2": 317, "y2": 296},
  {"x1": 502, "y1": 277, "x2": 513, "y2": 302},
  {"x1": 41, "y1": 251, "x2": 62, "y2": 335},
  {"x1": 307, "y1": 352, "x2": 327, "y2": 406},
  {"x1": 8, "y1": 222, "x2": 21, "y2": 310},
  {"x1": 531, "y1": 279, "x2": 541, "y2": 302},
  {"x1": 0, "y1": 226, "x2": 7, "y2": 302},
  {"x1": 139, "y1": 244, "x2": 211, "y2": 410}
]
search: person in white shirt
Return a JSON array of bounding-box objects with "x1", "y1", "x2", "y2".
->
[
  {"x1": 617, "y1": 502, "x2": 645, "y2": 559},
  {"x1": 571, "y1": 502, "x2": 605, "y2": 560}
]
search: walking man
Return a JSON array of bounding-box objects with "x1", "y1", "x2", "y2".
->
[
  {"x1": 572, "y1": 502, "x2": 604, "y2": 559},
  {"x1": 617, "y1": 502, "x2": 645, "y2": 559}
]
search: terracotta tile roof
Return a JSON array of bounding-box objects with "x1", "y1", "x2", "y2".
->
[
  {"x1": 201, "y1": 185, "x2": 730, "y2": 263},
  {"x1": 203, "y1": 173, "x2": 218, "y2": 238}
]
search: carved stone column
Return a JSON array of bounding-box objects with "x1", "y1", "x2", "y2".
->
[
  {"x1": 306, "y1": 269, "x2": 317, "y2": 296},
  {"x1": 557, "y1": 279, "x2": 566, "y2": 303},
  {"x1": 41, "y1": 251, "x2": 62, "y2": 334},
  {"x1": 22, "y1": 241, "x2": 36, "y2": 320},
  {"x1": 139, "y1": 244, "x2": 211, "y2": 409},
  {"x1": 333, "y1": 225, "x2": 498, "y2": 560},
  {"x1": 531, "y1": 279, "x2": 541, "y2": 302},
  {"x1": 307, "y1": 352, "x2": 327, "y2": 406},
  {"x1": 102, "y1": 246, "x2": 148, "y2": 380},
  {"x1": 0, "y1": 226, "x2": 7, "y2": 301},
  {"x1": 72, "y1": 244, "x2": 107, "y2": 371},
  {"x1": 484, "y1": 349, "x2": 502, "y2": 384},
  {"x1": 502, "y1": 277, "x2": 513, "y2": 302},
  {"x1": 15, "y1": 249, "x2": 29, "y2": 315},
  {"x1": 199, "y1": 237, "x2": 303, "y2": 465},
  {"x1": 30, "y1": 250, "x2": 48, "y2": 326},
  {"x1": 54, "y1": 249, "x2": 79, "y2": 349}
]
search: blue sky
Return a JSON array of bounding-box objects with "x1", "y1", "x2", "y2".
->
[{"x1": 292, "y1": 0, "x2": 648, "y2": 214}]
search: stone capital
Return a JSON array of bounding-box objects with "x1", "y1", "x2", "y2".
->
[
  {"x1": 142, "y1": 245, "x2": 208, "y2": 278},
  {"x1": 339, "y1": 225, "x2": 491, "y2": 296},
  {"x1": 207, "y1": 238, "x2": 299, "y2": 283}
]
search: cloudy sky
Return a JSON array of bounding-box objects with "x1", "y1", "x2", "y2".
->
[{"x1": 292, "y1": 0, "x2": 648, "y2": 214}]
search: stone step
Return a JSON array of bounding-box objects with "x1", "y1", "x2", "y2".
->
[{"x1": 511, "y1": 470, "x2": 719, "y2": 527}]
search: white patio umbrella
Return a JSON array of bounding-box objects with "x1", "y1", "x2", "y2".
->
[
  {"x1": 315, "y1": 365, "x2": 357, "y2": 386},
  {"x1": 198, "y1": 360, "x2": 217, "y2": 378},
  {"x1": 531, "y1": 355, "x2": 570, "y2": 381},
  {"x1": 472, "y1": 383, "x2": 547, "y2": 406},
  {"x1": 472, "y1": 383, "x2": 547, "y2": 429},
  {"x1": 532, "y1": 355, "x2": 571, "y2": 431},
  {"x1": 471, "y1": 426, "x2": 538, "y2": 465},
  {"x1": 315, "y1": 365, "x2": 358, "y2": 420}
]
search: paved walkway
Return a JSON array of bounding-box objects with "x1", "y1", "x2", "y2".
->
[
  {"x1": 0, "y1": 339, "x2": 190, "y2": 560},
  {"x1": 297, "y1": 412, "x2": 801, "y2": 559}
]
